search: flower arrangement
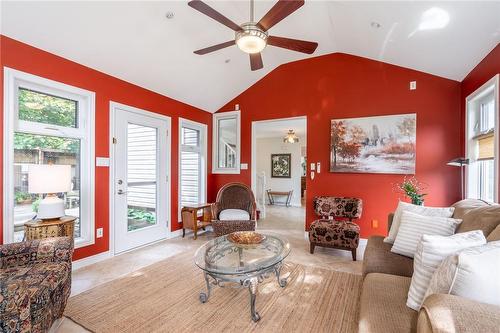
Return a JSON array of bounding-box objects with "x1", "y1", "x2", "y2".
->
[{"x1": 394, "y1": 176, "x2": 427, "y2": 206}]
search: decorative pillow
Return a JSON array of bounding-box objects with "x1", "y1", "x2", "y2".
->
[
  {"x1": 424, "y1": 241, "x2": 500, "y2": 307},
  {"x1": 391, "y1": 211, "x2": 462, "y2": 258},
  {"x1": 219, "y1": 209, "x2": 250, "y2": 221},
  {"x1": 406, "y1": 230, "x2": 486, "y2": 310},
  {"x1": 384, "y1": 202, "x2": 455, "y2": 244}
]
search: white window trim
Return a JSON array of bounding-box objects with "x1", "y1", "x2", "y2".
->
[
  {"x1": 178, "y1": 118, "x2": 207, "y2": 222},
  {"x1": 465, "y1": 74, "x2": 499, "y2": 202},
  {"x1": 212, "y1": 110, "x2": 241, "y2": 174},
  {"x1": 3, "y1": 67, "x2": 96, "y2": 248}
]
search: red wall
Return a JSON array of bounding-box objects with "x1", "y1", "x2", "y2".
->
[
  {"x1": 212, "y1": 53, "x2": 462, "y2": 238},
  {"x1": 0, "y1": 35, "x2": 212, "y2": 260}
]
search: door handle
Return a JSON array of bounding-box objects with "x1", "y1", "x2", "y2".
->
[{"x1": 117, "y1": 189, "x2": 127, "y2": 195}]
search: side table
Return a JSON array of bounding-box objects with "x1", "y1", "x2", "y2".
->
[
  {"x1": 181, "y1": 204, "x2": 212, "y2": 240},
  {"x1": 24, "y1": 216, "x2": 76, "y2": 240}
]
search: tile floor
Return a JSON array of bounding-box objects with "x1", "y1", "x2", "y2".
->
[{"x1": 54, "y1": 204, "x2": 366, "y2": 332}]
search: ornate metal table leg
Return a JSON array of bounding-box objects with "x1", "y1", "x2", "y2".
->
[
  {"x1": 199, "y1": 271, "x2": 211, "y2": 303},
  {"x1": 248, "y1": 277, "x2": 261, "y2": 322},
  {"x1": 274, "y1": 263, "x2": 287, "y2": 287}
]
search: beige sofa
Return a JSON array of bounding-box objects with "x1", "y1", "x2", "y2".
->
[{"x1": 359, "y1": 199, "x2": 500, "y2": 333}]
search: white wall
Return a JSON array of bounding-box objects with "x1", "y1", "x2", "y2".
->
[{"x1": 256, "y1": 137, "x2": 302, "y2": 207}]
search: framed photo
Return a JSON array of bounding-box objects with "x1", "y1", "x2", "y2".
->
[
  {"x1": 330, "y1": 113, "x2": 416, "y2": 174},
  {"x1": 271, "y1": 153, "x2": 291, "y2": 178}
]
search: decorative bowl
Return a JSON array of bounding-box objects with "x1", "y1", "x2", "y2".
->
[{"x1": 227, "y1": 231, "x2": 266, "y2": 245}]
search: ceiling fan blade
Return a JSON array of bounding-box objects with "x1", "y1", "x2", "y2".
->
[
  {"x1": 188, "y1": 0, "x2": 242, "y2": 32},
  {"x1": 250, "y1": 53, "x2": 263, "y2": 71},
  {"x1": 267, "y1": 36, "x2": 318, "y2": 54},
  {"x1": 257, "y1": 0, "x2": 305, "y2": 31},
  {"x1": 194, "y1": 41, "x2": 235, "y2": 55}
]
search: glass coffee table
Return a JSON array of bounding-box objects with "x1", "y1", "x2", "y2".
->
[{"x1": 194, "y1": 233, "x2": 291, "y2": 322}]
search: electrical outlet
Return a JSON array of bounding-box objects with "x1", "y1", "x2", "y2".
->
[
  {"x1": 410, "y1": 81, "x2": 417, "y2": 90},
  {"x1": 97, "y1": 228, "x2": 103, "y2": 238}
]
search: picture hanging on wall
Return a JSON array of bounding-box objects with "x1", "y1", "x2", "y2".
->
[
  {"x1": 271, "y1": 153, "x2": 291, "y2": 178},
  {"x1": 330, "y1": 113, "x2": 416, "y2": 174}
]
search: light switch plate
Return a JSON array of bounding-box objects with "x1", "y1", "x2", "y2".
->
[
  {"x1": 410, "y1": 81, "x2": 417, "y2": 90},
  {"x1": 96, "y1": 228, "x2": 103, "y2": 238},
  {"x1": 241, "y1": 163, "x2": 248, "y2": 170},
  {"x1": 310, "y1": 163, "x2": 316, "y2": 171},
  {"x1": 96, "y1": 157, "x2": 110, "y2": 167}
]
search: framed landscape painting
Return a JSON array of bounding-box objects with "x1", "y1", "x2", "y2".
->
[
  {"x1": 271, "y1": 153, "x2": 291, "y2": 178},
  {"x1": 330, "y1": 114, "x2": 416, "y2": 174}
]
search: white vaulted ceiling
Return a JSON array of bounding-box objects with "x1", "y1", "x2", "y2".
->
[{"x1": 1, "y1": 1, "x2": 499, "y2": 112}]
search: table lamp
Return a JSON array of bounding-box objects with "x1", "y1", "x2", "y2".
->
[{"x1": 28, "y1": 164, "x2": 72, "y2": 220}]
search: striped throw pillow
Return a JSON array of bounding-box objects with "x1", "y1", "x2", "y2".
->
[
  {"x1": 406, "y1": 230, "x2": 486, "y2": 310},
  {"x1": 391, "y1": 211, "x2": 462, "y2": 258}
]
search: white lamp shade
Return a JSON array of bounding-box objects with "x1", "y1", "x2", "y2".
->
[{"x1": 28, "y1": 164, "x2": 72, "y2": 194}]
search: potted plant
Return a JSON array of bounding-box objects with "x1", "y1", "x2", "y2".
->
[{"x1": 395, "y1": 176, "x2": 427, "y2": 206}]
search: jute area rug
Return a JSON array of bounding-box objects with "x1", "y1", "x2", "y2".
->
[{"x1": 65, "y1": 252, "x2": 362, "y2": 333}]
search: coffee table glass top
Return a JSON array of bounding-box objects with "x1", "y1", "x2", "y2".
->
[{"x1": 194, "y1": 233, "x2": 290, "y2": 275}]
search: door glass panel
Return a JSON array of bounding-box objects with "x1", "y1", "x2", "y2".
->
[
  {"x1": 13, "y1": 132, "x2": 81, "y2": 241},
  {"x1": 217, "y1": 118, "x2": 237, "y2": 168},
  {"x1": 127, "y1": 123, "x2": 157, "y2": 231}
]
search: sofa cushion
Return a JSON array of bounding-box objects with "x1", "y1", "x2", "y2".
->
[
  {"x1": 487, "y1": 224, "x2": 500, "y2": 241},
  {"x1": 0, "y1": 261, "x2": 71, "y2": 332},
  {"x1": 362, "y1": 236, "x2": 413, "y2": 277},
  {"x1": 219, "y1": 209, "x2": 250, "y2": 221},
  {"x1": 359, "y1": 273, "x2": 417, "y2": 333},
  {"x1": 456, "y1": 204, "x2": 500, "y2": 237},
  {"x1": 451, "y1": 198, "x2": 490, "y2": 219}
]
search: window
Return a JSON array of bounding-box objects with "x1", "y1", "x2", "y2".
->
[
  {"x1": 179, "y1": 118, "x2": 207, "y2": 219},
  {"x1": 213, "y1": 111, "x2": 240, "y2": 174},
  {"x1": 466, "y1": 74, "x2": 499, "y2": 202},
  {"x1": 4, "y1": 68, "x2": 95, "y2": 247}
]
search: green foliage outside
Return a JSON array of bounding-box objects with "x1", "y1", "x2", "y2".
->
[
  {"x1": 128, "y1": 208, "x2": 155, "y2": 224},
  {"x1": 19, "y1": 88, "x2": 77, "y2": 127},
  {"x1": 15, "y1": 191, "x2": 32, "y2": 203}
]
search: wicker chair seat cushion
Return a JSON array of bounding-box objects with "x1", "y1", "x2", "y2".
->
[{"x1": 219, "y1": 209, "x2": 250, "y2": 221}]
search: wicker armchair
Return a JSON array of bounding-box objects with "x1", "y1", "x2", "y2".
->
[
  {"x1": 0, "y1": 237, "x2": 74, "y2": 332},
  {"x1": 211, "y1": 182, "x2": 257, "y2": 236}
]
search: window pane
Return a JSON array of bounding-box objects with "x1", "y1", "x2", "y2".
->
[
  {"x1": 127, "y1": 123, "x2": 157, "y2": 232},
  {"x1": 18, "y1": 88, "x2": 78, "y2": 128},
  {"x1": 217, "y1": 118, "x2": 237, "y2": 168},
  {"x1": 180, "y1": 151, "x2": 201, "y2": 206},
  {"x1": 182, "y1": 127, "x2": 200, "y2": 147},
  {"x1": 13, "y1": 132, "x2": 81, "y2": 241}
]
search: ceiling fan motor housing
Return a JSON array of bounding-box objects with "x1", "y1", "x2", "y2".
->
[{"x1": 235, "y1": 23, "x2": 269, "y2": 54}]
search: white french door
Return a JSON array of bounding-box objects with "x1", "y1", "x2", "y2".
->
[{"x1": 111, "y1": 103, "x2": 170, "y2": 253}]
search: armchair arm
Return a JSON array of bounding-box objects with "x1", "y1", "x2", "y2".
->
[
  {"x1": 418, "y1": 294, "x2": 500, "y2": 333},
  {"x1": 249, "y1": 201, "x2": 257, "y2": 221},
  {"x1": 211, "y1": 202, "x2": 221, "y2": 221},
  {"x1": 0, "y1": 237, "x2": 74, "y2": 269}
]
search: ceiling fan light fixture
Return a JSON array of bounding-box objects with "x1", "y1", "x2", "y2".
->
[{"x1": 236, "y1": 23, "x2": 268, "y2": 54}]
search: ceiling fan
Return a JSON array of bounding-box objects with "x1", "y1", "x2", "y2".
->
[{"x1": 188, "y1": 0, "x2": 318, "y2": 71}]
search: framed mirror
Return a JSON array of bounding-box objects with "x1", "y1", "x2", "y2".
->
[{"x1": 213, "y1": 111, "x2": 240, "y2": 174}]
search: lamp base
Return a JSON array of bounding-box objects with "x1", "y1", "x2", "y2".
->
[{"x1": 37, "y1": 195, "x2": 66, "y2": 220}]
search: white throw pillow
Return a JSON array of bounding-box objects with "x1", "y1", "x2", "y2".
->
[
  {"x1": 219, "y1": 209, "x2": 250, "y2": 221},
  {"x1": 391, "y1": 211, "x2": 462, "y2": 258},
  {"x1": 384, "y1": 202, "x2": 455, "y2": 244},
  {"x1": 406, "y1": 230, "x2": 486, "y2": 310}
]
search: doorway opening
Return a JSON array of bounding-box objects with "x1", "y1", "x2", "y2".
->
[{"x1": 251, "y1": 116, "x2": 307, "y2": 234}]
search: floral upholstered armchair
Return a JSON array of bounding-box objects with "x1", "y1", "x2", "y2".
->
[
  {"x1": 0, "y1": 237, "x2": 74, "y2": 332},
  {"x1": 309, "y1": 196, "x2": 363, "y2": 260}
]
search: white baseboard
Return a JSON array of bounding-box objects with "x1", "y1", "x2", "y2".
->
[
  {"x1": 169, "y1": 229, "x2": 183, "y2": 238},
  {"x1": 72, "y1": 250, "x2": 112, "y2": 271}
]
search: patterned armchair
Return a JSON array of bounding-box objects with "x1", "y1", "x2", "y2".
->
[
  {"x1": 0, "y1": 237, "x2": 74, "y2": 332},
  {"x1": 309, "y1": 196, "x2": 363, "y2": 260},
  {"x1": 211, "y1": 182, "x2": 257, "y2": 236}
]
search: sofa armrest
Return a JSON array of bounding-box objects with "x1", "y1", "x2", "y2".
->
[
  {"x1": 0, "y1": 237, "x2": 74, "y2": 269},
  {"x1": 417, "y1": 294, "x2": 500, "y2": 333}
]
